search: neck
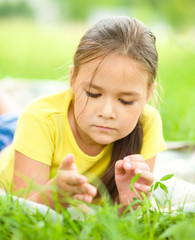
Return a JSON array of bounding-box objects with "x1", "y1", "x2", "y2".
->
[
  {"x1": 75, "y1": 137, "x2": 105, "y2": 156},
  {"x1": 68, "y1": 102, "x2": 106, "y2": 156}
]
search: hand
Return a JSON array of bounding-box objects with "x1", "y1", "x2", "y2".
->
[
  {"x1": 53, "y1": 154, "x2": 97, "y2": 208},
  {"x1": 115, "y1": 154, "x2": 154, "y2": 207}
]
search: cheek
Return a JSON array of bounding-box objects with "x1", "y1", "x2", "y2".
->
[
  {"x1": 119, "y1": 106, "x2": 143, "y2": 133},
  {"x1": 121, "y1": 115, "x2": 138, "y2": 134},
  {"x1": 74, "y1": 95, "x2": 95, "y2": 123},
  {"x1": 74, "y1": 94, "x2": 88, "y2": 117}
]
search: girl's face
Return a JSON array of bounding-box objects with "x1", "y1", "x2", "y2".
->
[{"x1": 70, "y1": 55, "x2": 153, "y2": 149}]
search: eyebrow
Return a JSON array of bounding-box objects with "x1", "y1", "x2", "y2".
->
[{"x1": 85, "y1": 83, "x2": 141, "y2": 96}]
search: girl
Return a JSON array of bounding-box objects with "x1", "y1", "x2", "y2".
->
[{"x1": 0, "y1": 16, "x2": 166, "y2": 210}]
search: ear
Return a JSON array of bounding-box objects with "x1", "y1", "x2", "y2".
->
[
  {"x1": 146, "y1": 82, "x2": 156, "y2": 104},
  {"x1": 69, "y1": 65, "x2": 74, "y2": 87}
]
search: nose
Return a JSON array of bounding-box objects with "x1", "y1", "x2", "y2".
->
[{"x1": 98, "y1": 98, "x2": 116, "y2": 119}]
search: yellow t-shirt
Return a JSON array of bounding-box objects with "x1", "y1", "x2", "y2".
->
[{"x1": 0, "y1": 88, "x2": 166, "y2": 188}]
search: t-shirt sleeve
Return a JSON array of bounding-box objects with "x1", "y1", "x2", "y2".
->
[
  {"x1": 140, "y1": 106, "x2": 167, "y2": 160},
  {"x1": 13, "y1": 112, "x2": 55, "y2": 166}
]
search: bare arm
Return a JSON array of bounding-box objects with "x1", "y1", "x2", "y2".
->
[
  {"x1": 14, "y1": 151, "x2": 51, "y2": 188},
  {"x1": 13, "y1": 150, "x2": 52, "y2": 205},
  {"x1": 13, "y1": 151, "x2": 97, "y2": 209},
  {"x1": 145, "y1": 156, "x2": 156, "y2": 173}
]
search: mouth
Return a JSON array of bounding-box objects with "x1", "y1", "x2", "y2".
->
[{"x1": 94, "y1": 125, "x2": 115, "y2": 131}]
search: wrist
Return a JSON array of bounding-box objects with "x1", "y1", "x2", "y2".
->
[
  {"x1": 118, "y1": 191, "x2": 130, "y2": 206},
  {"x1": 27, "y1": 186, "x2": 55, "y2": 209},
  {"x1": 27, "y1": 179, "x2": 59, "y2": 209}
]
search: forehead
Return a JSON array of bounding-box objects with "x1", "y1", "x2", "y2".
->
[{"x1": 75, "y1": 54, "x2": 150, "y2": 93}]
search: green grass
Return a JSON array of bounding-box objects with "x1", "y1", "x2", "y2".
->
[
  {"x1": 0, "y1": 19, "x2": 85, "y2": 80},
  {"x1": 157, "y1": 35, "x2": 195, "y2": 142},
  {"x1": 0, "y1": 171, "x2": 194, "y2": 239},
  {"x1": 0, "y1": 18, "x2": 195, "y2": 141},
  {"x1": 0, "y1": 190, "x2": 195, "y2": 239}
]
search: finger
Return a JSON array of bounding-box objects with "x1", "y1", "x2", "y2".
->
[
  {"x1": 73, "y1": 194, "x2": 93, "y2": 203},
  {"x1": 123, "y1": 155, "x2": 147, "y2": 171},
  {"x1": 77, "y1": 203, "x2": 89, "y2": 214},
  {"x1": 134, "y1": 169, "x2": 154, "y2": 185},
  {"x1": 59, "y1": 154, "x2": 77, "y2": 171},
  {"x1": 123, "y1": 161, "x2": 150, "y2": 172},
  {"x1": 115, "y1": 160, "x2": 125, "y2": 175},
  {"x1": 134, "y1": 182, "x2": 151, "y2": 195},
  {"x1": 64, "y1": 174, "x2": 97, "y2": 195},
  {"x1": 64, "y1": 172, "x2": 87, "y2": 185},
  {"x1": 74, "y1": 183, "x2": 97, "y2": 196},
  {"x1": 84, "y1": 184, "x2": 97, "y2": 196},
  {"x1": 124, "y1": 154, "x2": 145, "y2": 162},
  {"x1": 59, "y1": 183, "x2": 88, "y2": 197}
]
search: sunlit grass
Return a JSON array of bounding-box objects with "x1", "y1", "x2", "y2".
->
[
  {"x1": 0, "y1": 18, "x2": 195, "y2": 141},
  {"x1": 157, "y1": 36, "x2": 195, "y2": 141},
  {"x1": 0, "y1": 19, "x2": 85, "y2": 80},
  {"x1": 0, "y1": 187, "x2": 195, "y2": 239}
]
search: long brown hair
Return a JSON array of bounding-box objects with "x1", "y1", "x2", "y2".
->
[{"x1": 71, "y1": 16, "x2": 158, "y2": 201}]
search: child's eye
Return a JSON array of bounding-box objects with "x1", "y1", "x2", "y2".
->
[
  {"x1": 119, "y1": 99, "x2": 135, "y2": 105},
  {"x1": 86, "y1": 91, "x2": 101, "y2": 98}
]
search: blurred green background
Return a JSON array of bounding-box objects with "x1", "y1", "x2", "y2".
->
[{"x1": 0, "y1": 0, "x2": 195, "y2": 142}]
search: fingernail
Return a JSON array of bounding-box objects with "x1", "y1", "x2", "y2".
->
[
  {"x1": 88, "y1": 189, "x2": 94, "y2": 195},
  {"x1": 67, "y1": 153, "x2": 74, "y2": 159},
  {"x1": 85, "y1": 195, "x2": 92, "y2": 203},
  {"x1": 124, "y1": 162, "x2": 131, "y2": 170},
  {"x1": 137, "y1": 169, "x2": 142, "y2": 173},
  {"x1": 134, "y1": 182, "x2": 140, "y2": 188},
  {"x1": 124, "y1": 156, "x2": 130, "y2": 161}
]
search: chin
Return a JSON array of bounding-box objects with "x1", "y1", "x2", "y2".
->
[{"x1": 92, "y1": 137, "x2": 115, "y2": 145}]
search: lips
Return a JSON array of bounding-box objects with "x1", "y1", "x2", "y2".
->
[{"x1": 94, "y1": 125, "x2": 114, "y2": 131}]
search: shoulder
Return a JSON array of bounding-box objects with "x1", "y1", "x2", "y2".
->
[
  {"x1": 141, "y1": 104, "x2": 160, "y2": 122},
  {"x1": 140, "y1": 104, "x2": 166, "y2": 159},
  {"x1": 21, "y1": 88, "x2": 72, "y2": 119},
  {"x1": 141, "y1": 104, "x2": 162, "y2": 132}
]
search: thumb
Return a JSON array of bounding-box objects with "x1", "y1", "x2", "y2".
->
[
  {"x1": 59, "y1": 154, "x2": 77, "y2": 171},
  {"x1": 115, "y1": 159, "x2": 125, "y2": 175}
]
